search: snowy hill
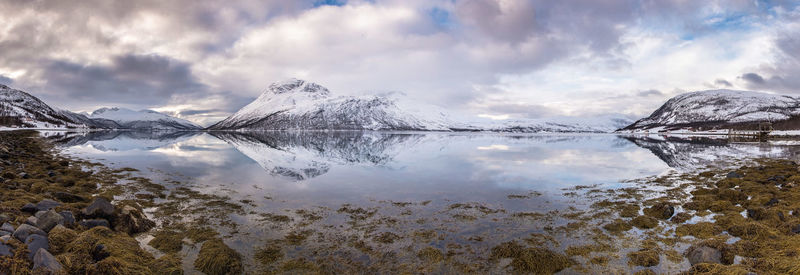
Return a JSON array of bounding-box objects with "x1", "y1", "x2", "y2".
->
[
  {"x1": 621, "y1": 89, "x2": 800, "y2": 132},
  {"x1": 89, "y1": 107, "x2": 201, "y2": 130},
  {"x1": 209, "y1": 79, "x2": 630, "y2": 133},
  {"x1": 208, "y1": 79, "x2": 451, "y2": 131},
  {"x1": 0, "y1": 84, "x2": 92, "y2": 129}
]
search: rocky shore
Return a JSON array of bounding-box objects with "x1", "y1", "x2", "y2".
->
[{"x1": 0, "y1": 131, "x2": 239, "y2": 274}]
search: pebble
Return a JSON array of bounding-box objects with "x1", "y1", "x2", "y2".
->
[
  {"x1": 35, "y1": 199, "x2": 62, "y2": 212},
  {"x1": 37, "y1": 210, "x2": 65, "y2": 232}
]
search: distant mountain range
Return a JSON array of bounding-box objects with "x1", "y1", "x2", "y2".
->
[
  {"x1": 620, "y1": 89, "x2": 800, "y2": 132},
  {"x1": 9, "y1": 81, "x2": 796, "y2": 133},
  {"x1": 1, "y1": 84, "x2": 200, "y2": 130},
  {"x1": 208, "y1": 79, "x2": 633, "y2": 133}
]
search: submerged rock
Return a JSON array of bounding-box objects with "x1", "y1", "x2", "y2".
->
[
  {"x1": 687, "y1": 246, "x2": 722, "y2": 266},
  {"x1": 33, "y1": 248, "x2": 63, "y2": 273},
  {"x1": 83, "y1": 197, "x2": 115, "y2": 218}
]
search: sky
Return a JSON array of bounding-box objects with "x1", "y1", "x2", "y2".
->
[{"x1": 1, "y1": 0, "x2": 799, "y2": 126}]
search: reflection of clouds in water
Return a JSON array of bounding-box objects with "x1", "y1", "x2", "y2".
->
[
  {"x1": 477, "y1": 144, "x2": 509, "y2": 150},
  {"x1": 51, "y1": 131, "x2": 800, "y2": 210}
]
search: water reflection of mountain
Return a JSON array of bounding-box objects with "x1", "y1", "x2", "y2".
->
[
  {"x1": 42, "y1": 130, "x2": 201, "y2": 151},
  {"x1": 623, "y1": 135, "x2": 800, "y2": 170},
  {"x1": 211, "y1": 131, "x2": 425, "y2": 181}
]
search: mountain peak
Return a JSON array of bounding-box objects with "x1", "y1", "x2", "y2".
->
[{"x1": 266, "y1": 78, "x2": 330, "y2": 96}]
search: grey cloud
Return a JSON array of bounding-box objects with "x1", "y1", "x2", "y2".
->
[
  {"x1": 42, "y1": 54, "x2": 206, "y2": 105},
  {"x1": 637, "y1": 89, "x2": 662, "y2": 97},
  {"x1": 714, "y1": 79, "x2": 732, "y2": 87},
  {"x1": 485, "y1": 103, "x2": 557, "y2": 119},
  {"x1": 740, "y1": 73, "x2": 766, "y2": 84},
  {"x1": 0, "y1": 75, "x2": 12, "y2": 85}
]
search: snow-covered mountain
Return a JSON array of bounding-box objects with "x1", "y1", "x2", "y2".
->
[
  {"x1": 621, "y1": 89, "x2": 800, "y2": 132},
  {"x1": 208, "y1": 79, "x2": 452, "y2": 131},
  {"x1": 209, "y1": 79, "x2": 631, "y2": 133},
  {"x1": 89, "y1": 107, "x2": 201, "y2": 130},
  {"x1": 0, "y1": 84, "x2": 92, "y2": 129}
]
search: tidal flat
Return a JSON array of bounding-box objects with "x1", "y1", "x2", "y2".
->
[{"x1": 4, "y1": 130, "x2": 800, "y2": 274}]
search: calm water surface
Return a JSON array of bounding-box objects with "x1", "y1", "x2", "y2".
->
[{"x1": 37, "y1": 131, "x2": 800, "y2": 273}]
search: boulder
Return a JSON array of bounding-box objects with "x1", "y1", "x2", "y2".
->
[
  {"x1": 33, "y1": 248, "x2": 63, "y2": 273},
  {"x1": 37, "y1": 210, "x2": 65, "y2": 232},
  {"x1": 25, "y1": 234, "x2": 49, "y2": 261},
  {"x1": 115, "y1": 205, "x2": 155, "y2": 235},
  {"x1": 687, "y1": 246, "x2": 722, "y2": 266},
  {"x1": 35, "y1": 199, "x2": 62, "y2": 212},
  {"x1": 26, "y1": 216, "x2": 38, "y2": 226},
  {"x1": 79, "y1": 219, "x2": 111, "y2": 229},
  {"x1": 12, "y1": 223, "x2": 46, "y2": 242},
  {"x1": 82, "y1": 197, "x2": 115, "y2": 218}
]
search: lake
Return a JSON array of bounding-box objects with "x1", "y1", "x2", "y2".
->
[{"x1": 37, "y1": 131, "x2": 800, "y2": 274}]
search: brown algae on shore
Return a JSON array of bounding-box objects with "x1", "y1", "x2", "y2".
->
[{"x1": 194, "y1": 238, "x2": 243, "y2": 275}]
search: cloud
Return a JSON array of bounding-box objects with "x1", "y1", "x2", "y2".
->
[
  {"x1": 714, "y1": 79, "x2": 733, "y2": 87},
  {"x1": 740, "y1": 72, "x2": 766, "y2": 84},
  {"x1": 637, "y1": 89, "x2": 663, "y2": 97},
  {"x1": 0, "y1": 0, "x2": 799, "y2": 124},
  {"x1": 41, "y1": 54, "x2": 205, "y2": 105}
]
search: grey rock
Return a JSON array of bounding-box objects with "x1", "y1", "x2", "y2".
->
[
  {"x1": 726, "y1": 171, "x2": 743, "y2": 179},
  {"x1": 765, "y1": 197, "x2": 780, "y2": 207},
  {"x1": 21, "y1": 203, "x2": 37, "y2": 213},
  {"x1": 792, "y1": 224, "x2": 800, "y2": 234},
  {"x1": 25, "y1": 234, "x2": 49, "y2": 261},
  {"x1": 33, "y1": 248, "x2": 63, "y2": 273},
  {"x1": 35, "y1": 199, "x2": 62, "y2": 212},
  {"x1": 37, "y1": 210, "x2": 64, "y2": 232},
  {"x1": 47, "y1": 171, "x2": 56, "y2": 177},
  {"x1": 0, "y1": 235, "x2": 9, "y2": 242},
  {"x1": 687, "y1": 246, "x2": 722, "y2": 266},
  {"x1": 12, "y1": 223, "x2": 46, "y2": 242},
  {"x1": 25, "y1": 216, "x2": 38, "y2": 226},
  {"x1": 0, "y1": 222, "x2": 13, "y2": 233},
  {"x1": 0, "y1": 213, "x2": 10, "y2": 224},
  {"x1": 0, "y1": 231, "x2": 8, "y2": 238},
  {"x1": 19, "y1": 172, "x2": 29, "y2": 179},
  {"x1": 59, "y1": 211, "x2": 75, "y2": 228},
  {"x1": 0, "y1": 243, "x2": 11, "y2": 257},
  {"x1": 114, "y1": 205, "x2": 155, "y2": 235},
  {"x1": 79, "y1": 219, "x2": 110, "y2": 229},
  {"x1": 82, "y1": 197, "x2": 115, "y2": 218}
]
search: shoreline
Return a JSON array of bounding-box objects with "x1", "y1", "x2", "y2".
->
[{"x1": 3, "y1": 130, "x2": 800, "y2": 274}]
